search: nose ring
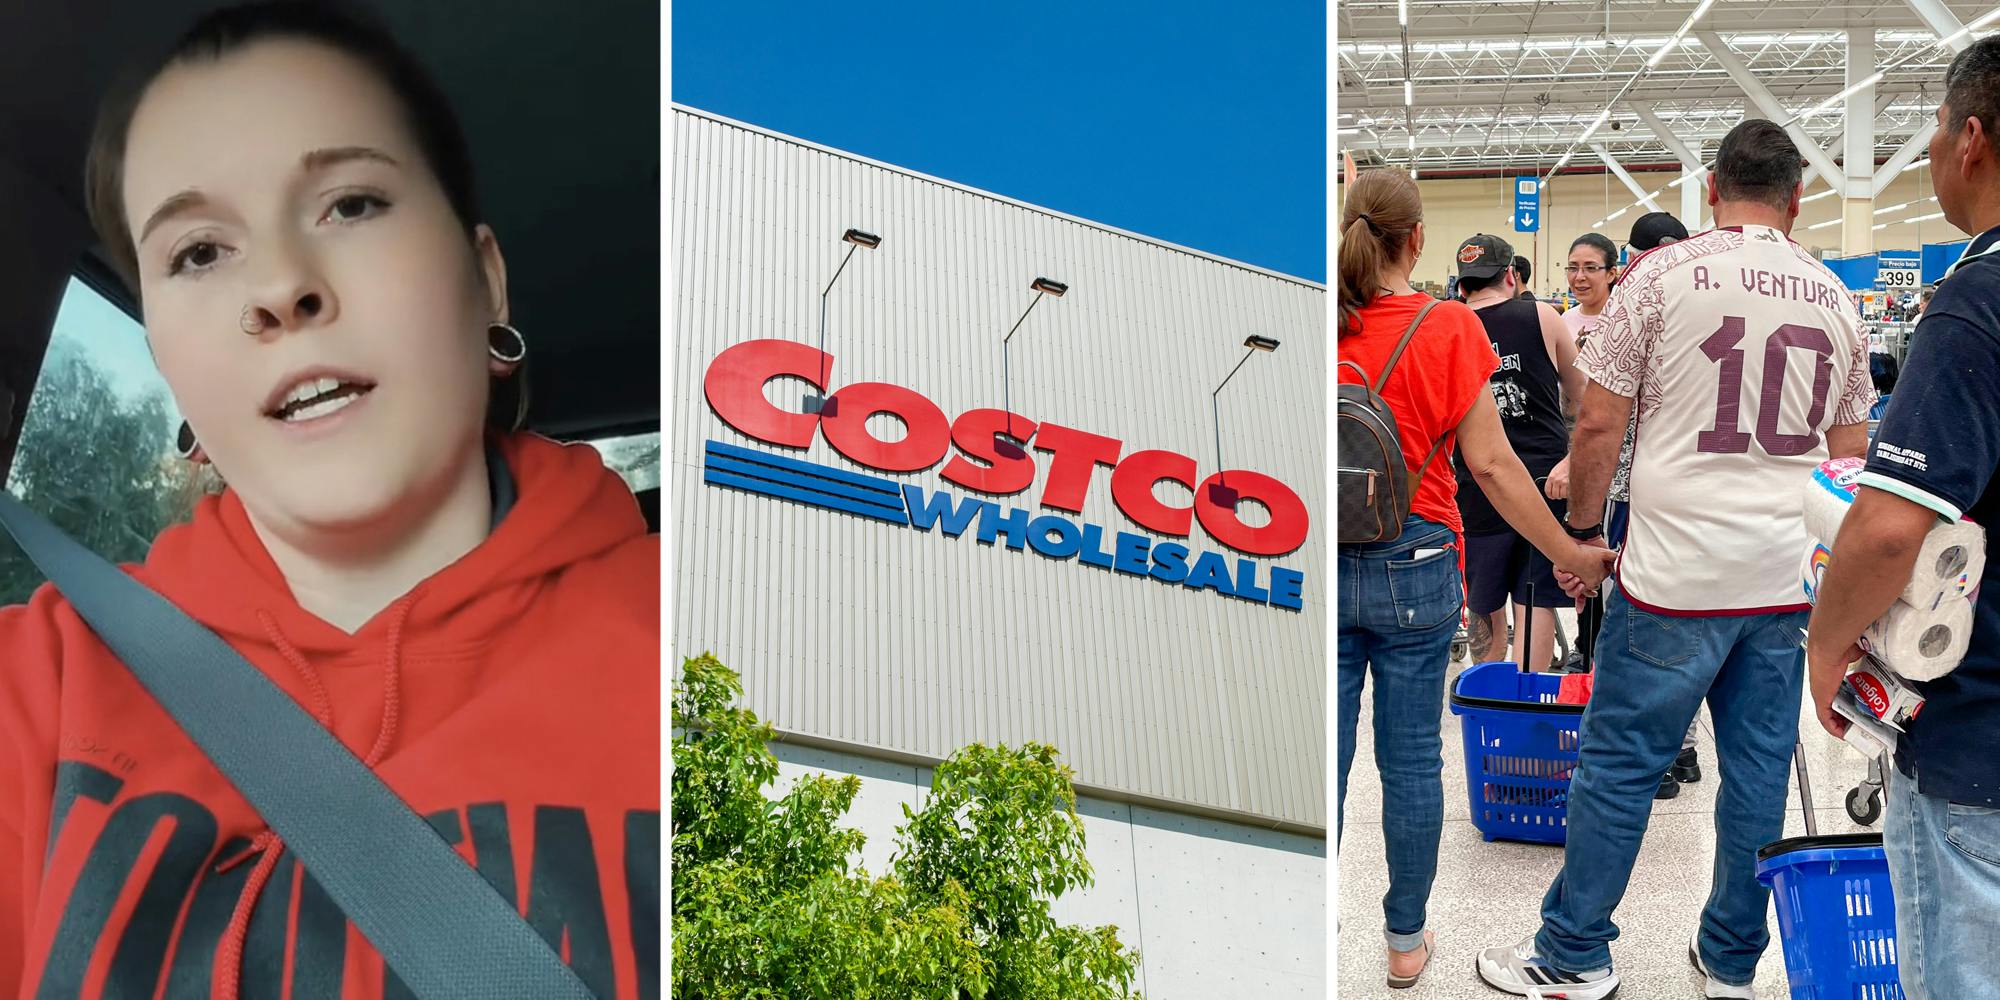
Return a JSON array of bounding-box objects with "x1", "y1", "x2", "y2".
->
[{"x1": 240, "y1": 305, "x2": 263, "y2": 335}]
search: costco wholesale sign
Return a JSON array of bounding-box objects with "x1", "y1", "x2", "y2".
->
[{"x1": 703, "y1": 339, "x2": 1310, "y2": 610}]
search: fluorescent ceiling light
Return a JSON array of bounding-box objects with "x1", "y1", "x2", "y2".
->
[
  {"x1": 1808, "y1": 72, "x2": 1880, "y2": 121},
  {"x1": 1399, "y1": 0, "x2": 1407, "y2": 26},
  {"x1": 1408, "y1": 134, "x2": 1417, "y2": 151},
  {"x1": 1903, "y1": 158, "x2": 1930, "y2": 173},
  {"x1": 1608, "y1": 208, "x2": 1629, "y2": 222},
  {"x1": 1940, "y1": 8, "x2": 2000, "y2": 48},
  {"x1": 1405, "y1": 80, "x2": 1414, "y2": 106},
  {"x1": 1802, "y1": 189, "x2": 1839, "y2": 203},
  {"x1": 1908, "y1": 211, "x2": 1947, "y2": 224},
  {"x1": 1874, "y1": 222, "x2": 1890, "y2": 231},
  {"x1": 1874, "y1": 201, "x2": 1914, "y2": 215},
  {"x1": 1592, "y1": 219, "x2": 1606, "y2": 228},
  {"x1": 1647, "y1": 37, "x2": 1682, "y2": 67},
  {"x1": 1805, "y1": 219, "x2": 1842, "y2": 231}
]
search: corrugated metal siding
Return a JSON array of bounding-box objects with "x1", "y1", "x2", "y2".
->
[{"x1": 671, "y1": 106, "x2": 1328, "y2": 828}]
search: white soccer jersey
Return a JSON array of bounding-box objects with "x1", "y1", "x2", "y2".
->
[{"x1": 1577, "y1": 225, "x2": 1875, "y2": 614}]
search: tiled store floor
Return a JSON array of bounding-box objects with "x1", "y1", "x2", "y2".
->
[{"x1": 1337, "y1": 610, "x2": 1882, "y2": 999}]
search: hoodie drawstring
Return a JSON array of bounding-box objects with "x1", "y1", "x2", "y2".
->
[{"x1": 212, "y1": 597, "x2": 415, "y2": 999}]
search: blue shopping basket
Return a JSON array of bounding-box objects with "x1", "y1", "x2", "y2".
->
[
  {"x1": 1756, "y1": 833, "x2": 1903, "y2": 999},
  {"x1": 1448, "y1": 660, "x2": 1583, "y2": 844}
]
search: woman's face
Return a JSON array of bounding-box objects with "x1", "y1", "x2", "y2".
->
[
  {"x1": 122, "y1": 38, "x2": 507, "y2": 542},
  {"x1": 1566, "y1": 245, "x2": 1613, "y2": 308}
]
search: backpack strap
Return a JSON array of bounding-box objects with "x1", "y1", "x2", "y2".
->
[
  {"x1": 1374, "y1": 299, "x2": 1452, "y2": 482},
  {"x1": 1411, "y1": 431, "x2": 1451, "y2": 483},
  {"x1": 1373, "y1": 298, "x2": 1442, "y2": 394}
]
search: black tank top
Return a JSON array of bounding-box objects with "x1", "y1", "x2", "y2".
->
[{"x1": 1454, "y1": 298, "x2": 1569, "y2": 535}]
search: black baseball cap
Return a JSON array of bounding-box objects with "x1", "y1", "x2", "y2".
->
[
  {"x1": 1628, "y1": 212, "x2": 1689, "y2": 252},
  {"x1": 1456, "y1": 234, "x2": 1515, "y2": 279}
]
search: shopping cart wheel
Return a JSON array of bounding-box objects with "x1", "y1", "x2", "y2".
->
[
  {"x1": 1846, "y1": 785, "x2": 1883, "y2": 826},
  {"x1": 1451, "y1": 638, "x2": 1470, "y2": 663}
]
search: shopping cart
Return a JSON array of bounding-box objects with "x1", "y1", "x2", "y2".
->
[{"x1": 1755, "y1": 738, "x2": 1904, "y2": 998}]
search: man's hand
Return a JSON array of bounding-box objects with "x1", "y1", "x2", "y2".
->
[
  {"x1": 1808, "y1": 641, "x2": 1865, "y2": 739},
  {"x1": 1545, "y1": 458, "x2": 1571, "y2": 500},
  {"x1": 1554, "y1": 538, "x2": 1616, "y2": 597}
]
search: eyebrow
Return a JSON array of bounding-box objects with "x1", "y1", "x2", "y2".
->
[
  {"x1": 300, "y1": 145, "x2": 400, "y2": 173},
  {"x1": 136, "y1": 146, "x2": 401, "y2": 245}
]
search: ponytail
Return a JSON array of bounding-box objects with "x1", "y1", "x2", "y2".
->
[{"x1": 1337, "y1": 169, "x2": 1423, "y2": 338}]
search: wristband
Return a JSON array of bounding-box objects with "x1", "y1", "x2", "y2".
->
[{"x1": 1564, "y1": 521, "x2": 1604, "y2": 541}]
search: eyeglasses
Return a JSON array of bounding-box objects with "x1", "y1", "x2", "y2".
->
[{"x1": 1564, "y1": 264, "x2": 1610, "y2": 275}]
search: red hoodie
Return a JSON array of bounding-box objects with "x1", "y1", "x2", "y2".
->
[{"x1": 0, "y1": 433, "x2": 659, "y2": 999}]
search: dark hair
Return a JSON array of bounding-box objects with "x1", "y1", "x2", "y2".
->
[
  {"x1": 85, "y1": 0, "x2": 481, "y2": 295},
  {"x1": 1337, "y1": 169, "x2": 1423, "y2": 337},
  {"x1": 1870, "y1": 351, "x2": 1900, "y2": 396},
  {"x1": 1714, "y1": 119, "x2": 1804, "y2": 211},
  {"x1": 1569, "y1": 233, "x2": 1617, "y2": 271},
  {"x1": 1511, "y1": 255, "x2": 1531, "y2": 285},
  {"x1": 1456, "y1": 273, "x2": 1502, "y2": 295},
  {"x1": 1944, "y1": 36, "x2": 2000, "y2": 159}
]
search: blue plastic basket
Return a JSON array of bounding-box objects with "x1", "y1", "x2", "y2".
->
[
  {"x1": 1756, "y1": 834, "x2": 1903, "y2": 999},
  {"x1": 1447, "y1": 661, "x2": 1583, "y2": 844}
]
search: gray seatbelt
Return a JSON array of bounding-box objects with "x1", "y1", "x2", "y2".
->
[{"x1": 0, "y1": 491, "x2": 594, "y2": 1000}]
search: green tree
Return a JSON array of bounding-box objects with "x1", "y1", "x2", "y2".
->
[
  {"x1": 672, "y1": 653, "x2": 1143, "y2": 1000},
  {"x1": 0, "y1": 346, "x2": 190, "y2": 606}
]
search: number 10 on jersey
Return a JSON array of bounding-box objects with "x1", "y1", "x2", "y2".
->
[{"x1": 1698, "y1": 317, "x2": 1834, "y2": 457}]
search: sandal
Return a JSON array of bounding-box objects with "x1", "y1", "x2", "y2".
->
[{"x1": 1386, "y1": 930, "x2": 1436, "y2": 990}]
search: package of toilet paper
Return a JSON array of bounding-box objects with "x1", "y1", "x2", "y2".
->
[{"x1": 1802, "y1": 458, "x2": 1985, "y2": 612}]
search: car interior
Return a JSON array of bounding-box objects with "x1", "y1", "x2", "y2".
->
[{"x1": 0, "y1": 0, "x2": 662, "y2": 536}]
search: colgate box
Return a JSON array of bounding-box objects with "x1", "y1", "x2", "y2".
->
[{"x1": 1846, "y1": 655, "x2": 1926, "y2": 731}]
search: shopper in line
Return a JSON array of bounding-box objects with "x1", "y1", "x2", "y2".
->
[
  {"x1": 1476, "y1": 121, "x2": 1875, "y2": 1000},
  {"x1": 1559, "y1": 218, "x2": 1710, "y2": 797},
  {"x1": 1451, "y1": 234, "x2": 1584, "y2": 670},
  {"x1": 1513, "y1": 255, "x2": 1536, "y2": 300},
  {"x1": 1549, "y1": 232, "x2": 1619, "y2": 506},
  {"x1": 1804, "y1": 37, "x2": 2000, "y2": 1000},
  {"x1": 1336, "y1": 168, "x2": 1615, "y2": 991}
]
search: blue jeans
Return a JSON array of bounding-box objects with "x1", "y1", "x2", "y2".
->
[
  {"x1": 1337, "y1": 515, "x2": 1461, "y2": 951},
  {"x1": 1536, "y1": 581, "x2": 1805, "y2": 985},
  {"x1": 1884, "y1": 765, "x2": 2000, "y2": 999}
]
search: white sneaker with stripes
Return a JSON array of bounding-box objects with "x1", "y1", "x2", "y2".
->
[{"x1": 1475, "y1": 935, "x2": 1620, "y2": 999}]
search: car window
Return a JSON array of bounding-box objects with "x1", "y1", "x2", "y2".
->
[
  {"x1": 0, "y1": 277, "x2": 187, "y2": 605},
  {"x1": 586, "y1": 431, "x2": 661, "y2": 492}
]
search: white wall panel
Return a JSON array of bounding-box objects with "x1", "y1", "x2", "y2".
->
[{"x1": 672, "y1": 106, "x2": 1328, "y2": 828}]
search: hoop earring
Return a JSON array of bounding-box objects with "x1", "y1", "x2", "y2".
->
[
  {"x1": 488, "y1": 323, "x2": 527, "y2": 365},
  {"x1": 176, "y1": 421, "x2": 207, "y2": 463}
]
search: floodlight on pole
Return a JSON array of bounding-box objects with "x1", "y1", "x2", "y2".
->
[
  {"x1": 1211, "y1": 336, "x2": 1281, "y2": 501},
  {"x1": 1002, "y1": 277, "x2": 1068, "y2": 435},
  {"x1": 810, "y1": 229, "x2": 881, "y2": 413}
]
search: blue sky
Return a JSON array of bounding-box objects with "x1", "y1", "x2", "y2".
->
[{"x1": 671, "y1": 1, "x2": 1326, "y2": 283}]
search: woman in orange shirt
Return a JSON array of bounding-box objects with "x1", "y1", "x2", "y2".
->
[{"x1": 1335, "y1": 168, "x2": 1612, "y2": 989}]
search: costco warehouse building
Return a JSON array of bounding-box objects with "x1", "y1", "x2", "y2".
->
[{"x1": 670, "y1": 105, "x2": 1327, "y2": 997}]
